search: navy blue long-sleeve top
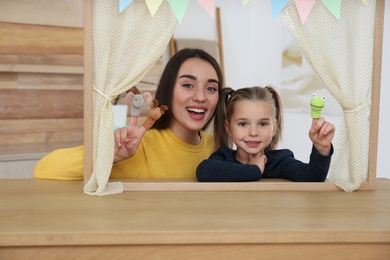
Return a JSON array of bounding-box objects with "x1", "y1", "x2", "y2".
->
[{"x1": 196, "y1": 145, "x2": 333, "y2": 182}]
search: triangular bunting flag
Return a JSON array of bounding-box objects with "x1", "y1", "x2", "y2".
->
[
  {"x1": 235, "y1": 0, "x2": 243, "y2": 6},
  {"x1": 321, "y1": 0, "x2": 342, "y2": 19},
  {"x1": 294, "y1": 0, "x2": 316, "y2": 24},
  {"x1": 119, "y1": 0, "x2": 132, "y2": 13},
  {"x1": 235, "y1": 0, "x2": 251, "y2": 7},
  {"x1": 197, "y1": 0, "x2": 215, "y2": 18},
  {"x1": 168, "y1": 0, "x2": 190, "y2": 24},
  {"x1": 271, "y1": 0, "x2": 289, "y2": 19},
  {"x1": 145, "y1": 0, "x2": 163, "y2": 17},
  {"x1": 243, "y1": 0, "x2": 251, "y2": 6}
]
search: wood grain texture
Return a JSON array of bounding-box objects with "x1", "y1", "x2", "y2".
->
[
  {"x1": 0, "y1": 89, "x2": 83, "y2": 119},
  {"x1": 0, "y1": 54, "x2": 83, "y2": 74},
  {"x1": 0, "y1": 54, "x2": 83, "y2": 67},
  {"x1": 0, "y1": 179, "x2": 389, "y2": 259},
  {"x1": 0, "y1": 22, "x2": 83, "y2": 55},
  {"x1": 368, "y1": 0, "x2": 385, "y2": 187},
  {"x1": 0, "y1": 118, "x2": 83, "y2": 134},
  {"x1": 0, "y1": 0, "x2": 83, "y2": 28},
  {"x1": 0, "y1": 132, "x2": 83, "y2": 145},
  {"x1": 83, "y1": 0, "x2": 93, "y2": 183},
  {"x1": 18, "y1": 73, "x2": 83, "y2": 90},
  {"x1": 0, "y1": 72, "x2": 17, "y2": 89},
  {"x1": 0, "y1": 118, "x2": 83, "y2": 146},
  {"x1": 120, "y1": 178, "x2": 379, "y2": 191},
  {"x1": 1, "y1": 244, "x2": 389, "y2": 260},
  {"x1": 0, "y1": 5, "x2": 84, "y2": 148}
]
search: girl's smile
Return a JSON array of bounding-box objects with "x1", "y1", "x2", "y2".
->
[
  {"x1": 225, "y1": 100, "x2": 276, "y2": 162},
  {"x1": 245, "y1": 140, "x2": 261, "y2": 148}
]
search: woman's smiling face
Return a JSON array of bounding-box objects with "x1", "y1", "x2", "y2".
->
[{"x1": 169, "y1": 58, "x2": 220, "y2": 143}]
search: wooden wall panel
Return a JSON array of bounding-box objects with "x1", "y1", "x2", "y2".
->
[
  {"x1": 18, "y1": 73, "x2": 83, "y2": 90},
  {"x1": 0, "y1": 119, "x2": 83, "y2": 146},
  {"x1": 0, "y1": 0, "x2": 84, "y2": 149},
  {"x1": 0, "y1": 89, "x2": 83, "y2": 119},
  {"x1": 0, "y1": 54, "x2": 83, "y2": 74},
  {"x1": 0, "y1": 132, "x2": 84, "y2": 146},
  {"x1": 0, "y1": 0, "x2": 83, "y2": 28},
  {"x1": 0, "y1": 72, "x2": 17, "y2": 89},
  {"x1": 0, "y1": 119, "x2": 84, "y2": 134},
  {"x1": 0, "y1": 0, "x2": 162, "y2": 149},
  {"x1": 0, "y1": 22, "x2": 83, "y2": 55}
]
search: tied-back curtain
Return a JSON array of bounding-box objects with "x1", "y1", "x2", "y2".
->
[
  {"x1": 84, "y1": 0, "x2": 177, "y2": 196},
  {"x1": 280, "y1": 1, "x2": 376, "y2": 191}
]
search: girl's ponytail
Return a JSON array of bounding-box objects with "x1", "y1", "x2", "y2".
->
[
  {"x1": 213, "y1": 87, "x2": 233, "y2": 150},
  {"x1": 265, "y1": 86, "x2": 283, "y2": 150}
]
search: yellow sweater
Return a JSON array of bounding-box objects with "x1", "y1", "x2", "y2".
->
[{"x1": 34, "y1": 128, "x2": 214, "y2": 180}]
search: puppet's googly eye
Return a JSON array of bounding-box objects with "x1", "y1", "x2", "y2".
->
[
  {"x1": 322, "y1": 96, "x2": 326, "y2": 100},
  {"x1": 312, "y1": 94, "x2": 317, "y2": 98}
]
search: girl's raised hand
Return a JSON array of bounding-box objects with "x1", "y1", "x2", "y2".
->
[{"x1": 309, "y1": 117, "x2": 335, "y2": 156}]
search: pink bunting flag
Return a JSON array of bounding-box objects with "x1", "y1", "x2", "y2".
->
[
  {"x1": 294, "y1": 0, "x2": 316, "y2": 24},
  {"x1": 197, "y1": 0, "x2": 215, "y2": 18},
  {"x1": 145, "y1": 0, "x2": 163, "y2": 17}
]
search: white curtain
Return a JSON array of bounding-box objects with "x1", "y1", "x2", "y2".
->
[
  {"x1": 84, "y1": 0, "x2": 177, "y2": 195},
  {"x1": 280, "y1": 1, "x2": 377, "y2": 191}
]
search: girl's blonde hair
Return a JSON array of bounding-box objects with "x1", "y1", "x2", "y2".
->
[{"x1": 213, "y1": 86, "x2": 283, "y2": 151}]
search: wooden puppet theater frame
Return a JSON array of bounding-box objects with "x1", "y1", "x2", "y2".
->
[{"x1": 83, "y1": 0, "x2": 385, "y2": 192}]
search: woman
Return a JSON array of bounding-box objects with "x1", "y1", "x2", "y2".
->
[{"x1": 34, "y1": 48, "x2": 223, "y2": 180}]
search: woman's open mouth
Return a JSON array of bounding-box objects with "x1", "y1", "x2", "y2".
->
[{"x1": 187, "y1": 107, "x2": 206, "y2": 120}]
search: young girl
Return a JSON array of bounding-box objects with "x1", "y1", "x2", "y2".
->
[
  {"x1": 34, "y1": 48, "x2": 223, "y2": 180},
  {"x1": 196, "y1": 86, "x2": 335, "y2": 182}
]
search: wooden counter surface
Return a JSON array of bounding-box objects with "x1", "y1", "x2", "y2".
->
[{"x1": 1, "y1": 179, "x2": 390, "y2": 259}]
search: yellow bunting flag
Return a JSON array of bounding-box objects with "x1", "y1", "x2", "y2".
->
[
  {"x1": 145, "y1": 0, "x2": 163, "y2": 17},
  {"x1": 243, "y1": 0, "x2": 251, "y2": 6}
]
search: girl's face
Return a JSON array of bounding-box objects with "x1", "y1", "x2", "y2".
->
[
  {"x1": 225, "y1": 100, "x2": 277, "y2": 161},
  {"x1": 170, "y1": 58, "x2": 220, "y2": 143}
]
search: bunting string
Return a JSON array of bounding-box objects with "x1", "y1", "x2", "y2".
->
[{"x1": 119, "y1": 0, "x2": 369, "y2": 25}]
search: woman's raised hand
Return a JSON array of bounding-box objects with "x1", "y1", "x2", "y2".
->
[{"x1": 113, "y1": 116, "x2": 147, "y2": 163}]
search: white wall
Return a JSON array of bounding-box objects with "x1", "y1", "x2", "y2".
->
[{"x1": 169, "y1": 0, "x2": 390, "y2": 179}]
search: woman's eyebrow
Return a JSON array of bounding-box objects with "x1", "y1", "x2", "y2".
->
[
  {"x1": 179, "y1": 74, "x2": 219, "y2": 84},
  {"x1": 179, "y1": 74, "x2": 196, "y2": 80},
  {"x1": 208, "y1": 79, "x2": 219, "y2": 84}
]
